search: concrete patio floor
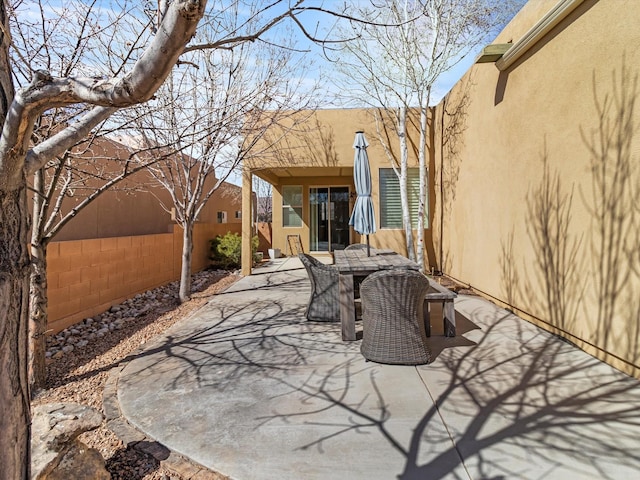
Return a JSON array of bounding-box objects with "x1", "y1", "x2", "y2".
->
[{"x1": 115, "y1": 257, "x2": 640, "y2": 479}]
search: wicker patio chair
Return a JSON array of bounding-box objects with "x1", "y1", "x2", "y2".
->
[
  {"x1": 345, "y1": 243, "x2": 368, "y2": 251},
  {"x1": 298, "y1": 253, "x2": 340, "y2": 322},
  {"x1": 360, "y1": 269, "x2": 432, "y2": 365}
]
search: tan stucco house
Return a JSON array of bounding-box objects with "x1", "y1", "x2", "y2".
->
[
  {"x1": 52, "y1": 136, "x2": 243, "y2": 242},
  {"x1": 242, "y1": 0, "x2": 640, "y2": 379},
  {"x1": 241, "y1": 108, "x2": 428, "y2": 268}
]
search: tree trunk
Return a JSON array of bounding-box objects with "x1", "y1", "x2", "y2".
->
[
  {"x1": 0, "y1": 5, "x2": 30, "y2": 478},
  {"x1": 438, "y1": 96, "x2": 446, "y2": 273},
  {"x1": 398, "y1": 107, "x2": 415, "y2": 261},
  {"x1": 29, "y1": 241, "x2": 48, "y2": 391},
  {"x1": 28, "y1": 168, "x2": 48, "y2": 390},
  {"x1": 416, "y1": 104, "x2": 429, "y2": 273},
  {"x1": 0, "y1": 185, "x2": 32, "y2": 480},
  {"x1": 179, "y1": 223, "x2": 193, "y2": 303}
]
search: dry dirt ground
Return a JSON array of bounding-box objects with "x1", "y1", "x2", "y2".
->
[{"x1": 32, "y1": 269, "x2": 241, "y2": 480}]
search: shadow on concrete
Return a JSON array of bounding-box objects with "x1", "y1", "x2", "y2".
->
[
  {"x1": 257, "y1": 301, "x2": 640, "y2": 479},
  {"x1": 115, "y1": 271, "x2": 640, "y2": 480}
]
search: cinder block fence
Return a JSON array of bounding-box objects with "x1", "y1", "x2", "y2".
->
[{"x1": 46, "y1": 223, "x2": 241, "y2": 334}]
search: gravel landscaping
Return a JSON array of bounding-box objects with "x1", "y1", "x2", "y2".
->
[{"x1": 32, "y1": 268, "x2": 241, "y2": 480}]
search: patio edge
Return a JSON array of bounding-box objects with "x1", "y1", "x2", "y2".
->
[{"x1": 104, "y1": 357, "x2": 230, "y2": 480}]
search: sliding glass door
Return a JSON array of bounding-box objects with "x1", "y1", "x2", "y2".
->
[{"x1": 309, "y1": 187, "x2": 350, "y2": 252}]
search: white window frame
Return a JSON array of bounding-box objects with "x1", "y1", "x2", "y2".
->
[
  {"x1": 282, "y1": 185, "x2": 303, "y2": 228},
  {"x1": 379, "y1": 168, "x2": 426, "y2": 229}
]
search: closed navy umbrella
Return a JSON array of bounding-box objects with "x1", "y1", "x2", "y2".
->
[{"x1": 348, "y1": 131, "x2": 376, "y2": 256}]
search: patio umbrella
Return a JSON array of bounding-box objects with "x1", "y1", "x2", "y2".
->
[{"x1": 348, "y1": 131, "x2": 376, "y2": 256}]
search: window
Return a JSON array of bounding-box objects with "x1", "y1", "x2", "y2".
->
[
  {"x1": 235, "y1": 210, "x2": 241, "y2": 219},
  {"x1": 379, "y1": 168, "x2": 427, "y2": 229},
  {"x1": 282, "y1": 185, "x2": 303, "y2": 227},
  {"x1": 217, "y1": 211, "x2": 227, "y2": 224}
]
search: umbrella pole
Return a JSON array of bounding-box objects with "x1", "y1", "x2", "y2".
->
[{"x1": 366, "y1": 235, "x2": 371, "y2": 256}]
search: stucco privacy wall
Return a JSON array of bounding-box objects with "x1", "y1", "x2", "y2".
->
[
  {"x1": 46, "y1": 223, "x2": 241, "y2": 334},
  {"x1": 432, "y1": 0, "x2": 640, "y2": 377}
]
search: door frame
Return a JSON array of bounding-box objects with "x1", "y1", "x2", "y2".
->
[{"x1": 308, "y1": 185, "x2": 351, "y2": 252}]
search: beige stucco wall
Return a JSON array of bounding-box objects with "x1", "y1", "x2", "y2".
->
[
  {"x1": 433, "y1": 0, "x2": 640, "y2": 377},
  {"x1": 272, "y1": 177, "x2": 350, "y2": 255},
  {"x1": 54, "y1": 172, "x2": 243, "y2": 241},
  {"x1": 271, "y1": 177, "x2": 420, "y2": 257},
  {"x1": 50, "y1": 137, "x2": 243, "y2": 242}
]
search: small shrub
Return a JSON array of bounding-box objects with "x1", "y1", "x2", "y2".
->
[{"x1": 209, "y1": 232, "x2": 259, "y2": 269}]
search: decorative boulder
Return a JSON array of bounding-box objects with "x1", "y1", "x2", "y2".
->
[{"x1": 31, "y1": 403, "x2": 110, "y2": 480}]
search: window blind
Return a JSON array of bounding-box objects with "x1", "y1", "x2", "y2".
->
[{"x1": 379, "y1": 168, "x2": 426, "y2": 229}]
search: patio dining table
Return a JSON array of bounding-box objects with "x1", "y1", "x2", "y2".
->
[
  {"x1": 333, "y1": 248, "x2": 457, "y2": 341},
  {"x1": 333, "y1": 248, "x2": 419, "y2": 341}
]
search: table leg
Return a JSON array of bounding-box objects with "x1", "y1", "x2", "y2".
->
[
  {"x1": 443, "y1": 300, "x2": 456, "y2": 337},
  {"x1": 422, "y1": 300, "x2": 431, "y2": 337},
  {"x1": 339, "y1": 273, "x2": 356, "y2": 341}
]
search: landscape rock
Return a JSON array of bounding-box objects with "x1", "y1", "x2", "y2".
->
[
  {"x1": 44, "y1": 439, "x2": 110, "y2": 480},
  {"x1": 45, "y1": 268, "x2": 232, "y2": 358},
  {"x1": 31, "y1": 403, "x2": 108, "y2": 480}
]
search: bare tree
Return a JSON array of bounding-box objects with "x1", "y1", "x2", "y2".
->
[
  {"x1": 127, "y1": 18, "x2": 317, "y2": 302},
  {"x1": 333, "y1": 0, "x2": 523, "y2": 267},
  {"x1": 28, "y1": 127, "x2": 162, "y2": 389},
  {"x1": 0, "y1": 1, "x2": 205, "y2": 476},
  {"x1": 15, "y1": 0, "x2": 327, "y2": 390},
  {"x1": 8, "y1": 0, "x2": 170, "y2": 391},
  {"x1": 255, "y1": 177, "x2": 273, "y2": 222}
]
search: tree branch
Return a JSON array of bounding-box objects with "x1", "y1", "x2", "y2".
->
[
  {"x1": 25, "y1": 106, "x2": 116, "y2": 174},
  {"x1": 1, "y1": 0, "x2": 206, "y2": 187},
  {"x1": 183, "y1": 3, "x2": 413, "y2": 54}
]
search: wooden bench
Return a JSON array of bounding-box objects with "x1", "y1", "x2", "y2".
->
[{"x1": 423, "y1": 279, "x2": 457, "y2": 337}]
